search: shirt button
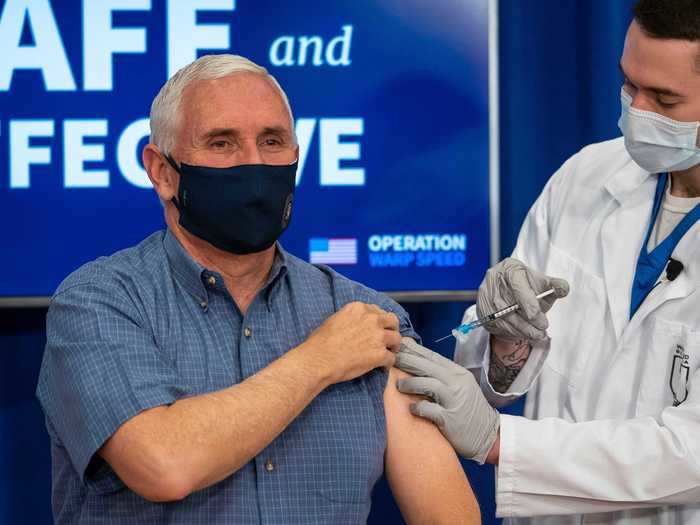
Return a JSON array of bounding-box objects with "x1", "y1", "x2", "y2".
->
[
  {"x1": 244, "y1": 327, "x2": 252, "y2": 338},
  {"x1": 265, "y1": 459, "x2": 275, "y2": 472},
  {"x1": 199, "y1": 300, "x2": 208, "y2": 310},
  {"x1": 207, "y1": 275, "x2": 216, "y2": 286}
]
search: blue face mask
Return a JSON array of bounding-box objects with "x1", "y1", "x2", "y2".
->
[
  {"x1": 618, "y1": 88, "x2": 700, "y2": 173},
  {"x1": 166, "y1": 156, "x2": 297, "y2": 255}
]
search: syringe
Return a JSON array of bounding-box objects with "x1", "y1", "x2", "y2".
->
[{"x1": 434, "y1": 288, "x2": 556, "y2": 343}]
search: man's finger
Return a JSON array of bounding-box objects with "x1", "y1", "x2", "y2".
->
[
  {"x1": 397, "y1": 377, "x2": 450, "y2": 405},
  {"x1": 381, "y1": 349, "x2": 396, "y2": 369},
  {"x1": 399, "y1": 337, "x2": 433, "y2": 358},
  {"x1": 508, "y1": 269, "x2": 544, "y2": 323},
  {"x1": 549, "y1": 277, "x2": 570, "y2": 298},
  {"x1": 409, "y1": 400, "x2": 445, "y2": 427},
  {"x1": 394, "y1": 352, "x2": 451, "y2": 381},
  {"x1": 367, "y1": 303, "x2": 388, "y2": 315},
  {"x1": 507, "y1": 270, "x2": 550, "y2": 332},
  {"x1": 538, "y1": 276, "x2": 570, "y2": 313},
  {"x1": 381, "y1": 312, "x2": 400, "y2": 331},
  {"x1": 384, "y1": 329, "x2": 401, "y2": 352},
  {"x1": 502, "y1": 315, "x2": 547, "y2": 341},
  {"x1": 400, "y1": 338, "x2": 463, "y2": 370}
]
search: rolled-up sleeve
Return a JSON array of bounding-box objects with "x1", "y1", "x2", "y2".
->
[
  {"x1": 36, "y1": 281, "x2": 188, "y2": 488},
  {"x1": 378, "y1": 297, "x2": 420, "y2": 344}
]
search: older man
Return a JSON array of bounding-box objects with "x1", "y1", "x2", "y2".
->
[{"x1": 36, "y1": 54, "x2": 478, "y2": 524}]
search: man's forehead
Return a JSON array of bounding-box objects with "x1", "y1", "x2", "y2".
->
[
  {"x1": 183, "y1": 74, "x2": 282, "y2": 112},
  {"x1": 187, "y1": 72, "x2": 276, "y2": 97},
  {"x1": 622, "y1": 21, "x2": 700, "y2": 91},
  {"x1": 179, "y1": 73, "x2": 292, "y2": 136},
  {"x1": 625, "y1": 21, "x2": 700, "y2": 72}
]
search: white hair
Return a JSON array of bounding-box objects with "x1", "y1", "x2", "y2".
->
[{"x1": 149, "y1": 54, "x2": 294, "y2": 154}]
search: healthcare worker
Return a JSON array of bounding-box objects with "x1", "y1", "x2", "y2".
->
[{"x1": 394, "y1": 1, "x2": 700, "y2": 523}]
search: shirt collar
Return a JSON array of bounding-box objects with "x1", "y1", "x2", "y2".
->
[
  {"x1": 164, "y1": 229, "x2": 289, "y2": 307},
  {"x1": 262, "y1": 244, "x2": 289, "y2": 309},
  {"x1": 164, "y1": 229, "x2": 208, "y2": 302},
  {"x1": 603, "y1": 158, "x2": 654, "y2": 204}
]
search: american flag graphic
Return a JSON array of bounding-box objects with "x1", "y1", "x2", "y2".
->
[{"x1": 309, "y1": 238, "x2": 358, "y2": 265}]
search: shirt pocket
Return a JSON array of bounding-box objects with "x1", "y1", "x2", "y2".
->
[
  {"x1": 636, "y1": 318, "x2": 700, "y2": 417},
  {"x1": 542, "y1": 242, "x2": 607, "y2": 387}
]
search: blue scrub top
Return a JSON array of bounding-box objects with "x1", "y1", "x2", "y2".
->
[{"x1": 630, "y1": 173, "x2": 700, "y2": 317}]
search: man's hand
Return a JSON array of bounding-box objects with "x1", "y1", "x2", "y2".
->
[
  {"x1": 478, "y1": 257, "x2": 569, "y2": 341},
  {"x1": 299, "y1": 302, "x2": 401, "y2": 385},
  {"x1": 395, "y1": 338, "x2": 499, "y2": 464}
]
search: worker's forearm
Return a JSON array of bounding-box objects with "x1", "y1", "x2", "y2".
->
[
  {"x1": 156, "y1": 341, "x2": 332, "y2": 492},
  {"x1": 485, "y1": 433, "x2": 500, "y2": 465},
  {"x1": 495, "y1": 414, "x2": 700, "y2": 517},
  {"x1": 488, "y1": 336, "x2": 532, "y2": 393}
]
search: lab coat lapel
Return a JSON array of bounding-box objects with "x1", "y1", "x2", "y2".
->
[
  {"x1": 600, "y1": 165, "x2": 656, "y2": 342},
  {"x1": 627, "y1": 222, "x2": 700, "y2": 333}
]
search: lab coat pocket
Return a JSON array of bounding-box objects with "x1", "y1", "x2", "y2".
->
[
  {"x1": 541, "y1": 242, "x2": 606, "y2": 387},
  {"x1": 636, "y1": 319, "x2": 700, "y2": 417}
]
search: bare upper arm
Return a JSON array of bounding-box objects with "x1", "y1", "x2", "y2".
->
[{"x1": 384, "y1": 367, "x2": 481, "y2": 525}]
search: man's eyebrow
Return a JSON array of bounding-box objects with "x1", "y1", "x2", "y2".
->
[
  {"x1": 259, "y1": 126, "x2": 292, "y2": 137},
  {"x1": 618, "y1": 62, "x2": 685, "y2": 97},
  {"x1": 202, "y1": 128, "x2": 240, "y2": 140},
  {"x1": 201, "y1": 127, "x2": 292, "y2": 139}
]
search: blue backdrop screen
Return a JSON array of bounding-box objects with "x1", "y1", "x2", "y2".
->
[{"x1": 1, "y1": 0, "x2": 491, "y2": 297}]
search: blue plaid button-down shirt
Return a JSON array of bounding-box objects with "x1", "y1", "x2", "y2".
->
[{"x1": 37, "y1": 230, "x2": 417, "y2": 524}]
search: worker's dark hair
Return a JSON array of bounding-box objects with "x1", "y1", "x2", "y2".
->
[{"x1": 634, "y1": 0, "x2": 700, "y2": 69}]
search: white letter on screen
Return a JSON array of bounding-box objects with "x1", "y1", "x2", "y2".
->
[
  {"x1": 320, "y1": 118, "x2": 364, "y2": 186},
  {"x1": 325, "y1": 25, "x2": 353, "y2": 67},
  {"x1": 118, "y1": 118, "x2": 151, "y2": 188},
  {"x1": 269, "y1": 35, "x2": 295, "y2": 66},
  {"x1": 64, "y1": 119, "x2": 109, "y2": 188},
  {"x1": 83, "y1": 0, "x2": 150, "y2": 91},
  {"x1": 297, "y1": 36, "x2": 323, "y2": 66},
  {"x1": 10, "y1": 119, "x2": 54, "y2": 189},
  {"x1": 0, "y1": 0, "x2": 76, "y2": 91},
  {"x1": 294, "y1": 118, "x2": 316, "y2": 186},
  {"x1": 167, "y1": 0, "x2": 235, "y2": 78}
]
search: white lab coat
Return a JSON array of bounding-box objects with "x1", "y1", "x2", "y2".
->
[{"x1": 456, "y1": 137, "x2": 700, "y2": 524}]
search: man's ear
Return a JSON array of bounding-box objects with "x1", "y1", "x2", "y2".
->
[{"x1": 143, "y1": 144, "x2": 179, "y2": 202}]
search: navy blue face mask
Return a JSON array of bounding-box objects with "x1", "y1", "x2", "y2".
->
[{"x1": 165, "y1": 155, "x2": 297, "y2": 255}]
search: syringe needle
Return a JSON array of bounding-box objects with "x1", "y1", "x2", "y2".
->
[{"x1": 434, "y1": 333, "x2": 454, "y2": 343}]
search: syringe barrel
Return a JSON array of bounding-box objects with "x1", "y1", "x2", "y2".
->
[{"x1": 492, "y1": 304, "x2": 519, "y2": 319}]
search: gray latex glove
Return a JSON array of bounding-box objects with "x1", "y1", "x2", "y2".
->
[
  {"x1": 395, "y1": 338, "x2": 499, "y2": 464},
  {"x1": 477, "y1": 257, "x2": 569, "y2": 341}
]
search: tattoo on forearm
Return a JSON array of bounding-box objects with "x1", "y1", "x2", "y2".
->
[{"x1": 488, "y1": 340, "x2": 532, "y2": 393}]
